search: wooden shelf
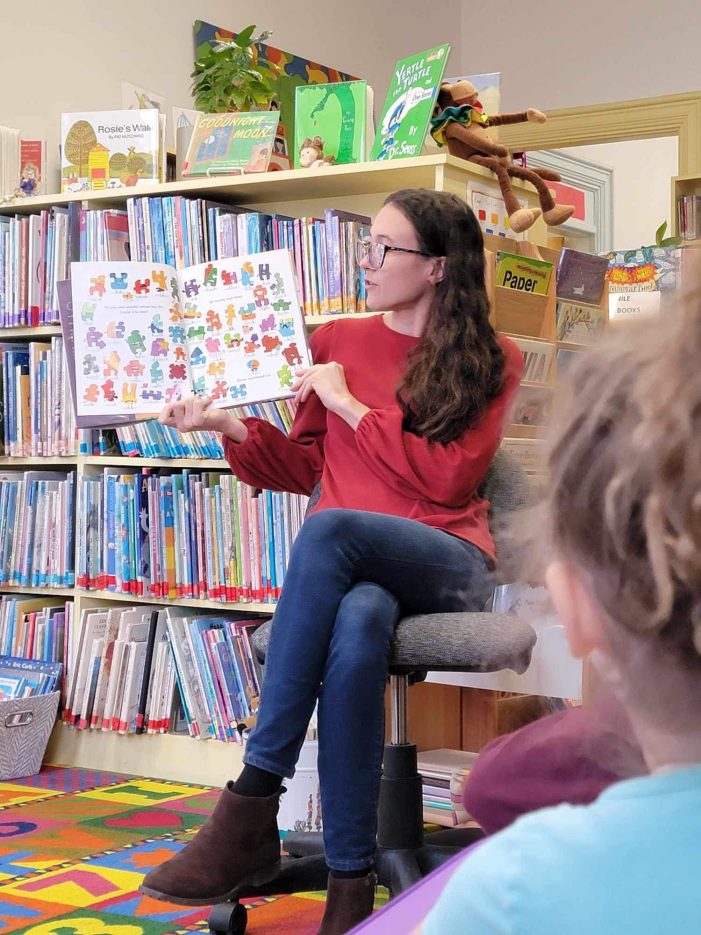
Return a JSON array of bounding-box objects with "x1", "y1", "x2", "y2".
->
[
  {"x1": 0, "y1": 456, "x2": 78, "y2": 465},
  {"x1": 0, "y1": 584, "x2": 75, "y2": 597},
  {"x1": 0, "y1": 325, "x2": 61, "y2": 338},
  {"x1": 77, "y1": 588, "x2": 276, "y2": 614},
  {"x1": 46, "y1": 721, "x2": 243, "y2": 785},
  {"x1": 0, "y1": 154, "x2": 505, "y2": 215},
  {"x1": 80, "y1": 455, "x2": 225, "y2": 469}
]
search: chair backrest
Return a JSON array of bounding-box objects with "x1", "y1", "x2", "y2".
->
[{"x1": 479, "y1": 448, "x2": 532, "y2": 581}]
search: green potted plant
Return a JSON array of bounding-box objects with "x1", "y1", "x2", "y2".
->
[{"x1": 191, "y1": 24, "x2": 281, "y2": 114}]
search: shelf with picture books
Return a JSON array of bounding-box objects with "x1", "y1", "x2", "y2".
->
[
  {"x1": 0, "y1": 155, "x2": 548, "y2": 782},
  {"x1": 484, "y1": 238, "x2": 609, "y2": 475}
]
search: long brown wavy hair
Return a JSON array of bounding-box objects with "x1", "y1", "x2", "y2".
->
[{"x1": 385, "y1": 189, "x2": 505, "y2": 445}]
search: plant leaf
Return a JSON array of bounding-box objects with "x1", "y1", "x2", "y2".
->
[
  {"x1": 234, "y1": 24, "x2": 257, "y2": 47},
  {"x1": 654, "y1": 220, "x2": 668, "y2": 245}
]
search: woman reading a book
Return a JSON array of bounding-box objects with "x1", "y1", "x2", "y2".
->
[
  {"x1": 141, "y1": 188, "x2": 523, "y2": 933},
  {"x1": 418, "y1": 302, "x2": 701, "y2": 935}
]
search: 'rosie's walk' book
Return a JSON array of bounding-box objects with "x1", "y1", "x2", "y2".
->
[{"x1": 59, "y1": 250, "x2": 310, "y2": 428}]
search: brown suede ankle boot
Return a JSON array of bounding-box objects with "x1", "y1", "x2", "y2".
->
[
  {"x1": 140, "y1": 781, "x2": 282, "y2": 905},
  {"x1": 317, "y1": 872, "x2": 377, "y2": 935}
]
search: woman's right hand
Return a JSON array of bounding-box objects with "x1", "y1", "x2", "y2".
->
[{"x1": 158, "y1": 396, "x2": 249, "y2": 443}]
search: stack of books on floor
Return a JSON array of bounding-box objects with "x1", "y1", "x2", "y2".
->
[{"x1": 417, "y1": 748, "x2": 478, "y2": 827}]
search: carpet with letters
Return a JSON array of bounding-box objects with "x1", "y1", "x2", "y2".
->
[{"x1": 0, "y1": 766, "x2": 347, "y2": 934}]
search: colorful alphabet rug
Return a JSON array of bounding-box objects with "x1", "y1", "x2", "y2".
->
[{"x1": 0, "y1": 766, "x2": 345, "y2": 934}]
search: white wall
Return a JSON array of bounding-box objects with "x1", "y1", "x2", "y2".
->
[
  {"x1": 454, "y1": 0, "x2": 701, "y2": 111},
  {"x1": 0, "y1": 0, "x2": 459, "y2": 189},
  {"x1": 559, "y1": 138, "x2": 679, "y2": 248}
]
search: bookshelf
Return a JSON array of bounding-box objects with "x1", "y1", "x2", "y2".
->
[{"x1": 0, "y1": 154, "x2": 552, "y2": 783}]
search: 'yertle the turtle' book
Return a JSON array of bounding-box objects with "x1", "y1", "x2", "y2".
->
[{"x1": 370, "y1": 44, "x2": 450, "y2": 161}]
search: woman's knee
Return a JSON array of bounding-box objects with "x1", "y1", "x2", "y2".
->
[{"x1": 298, "y1": 508, "x2": 358, "y2": 546}]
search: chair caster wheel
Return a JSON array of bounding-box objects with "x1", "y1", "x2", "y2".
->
[{"x1": 208, "y1": 900, "x2": 247, "y2": 935}]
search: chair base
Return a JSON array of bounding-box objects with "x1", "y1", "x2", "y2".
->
[{"x1": 205, "y1": 738, "x2": 485, "y2": 933}]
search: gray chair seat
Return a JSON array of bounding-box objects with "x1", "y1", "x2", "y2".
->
[{"x1": 252, "y1": 610, "x2": 535, "y2": 677}]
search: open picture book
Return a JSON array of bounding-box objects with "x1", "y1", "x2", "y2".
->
[{"x1": 58, "y1": 250, "x2": 311, "y2": 428}]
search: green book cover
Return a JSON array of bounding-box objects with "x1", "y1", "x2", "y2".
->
[
  {"x1": 294, "y1": 81, "x2": 370, "y2": 169},
  {"x1": 182, "y1": 111, "x2": 280, "y2": 176},
  {"x1": 495, "y1": 251, "x2": 553, "y2": 296},
  {"x1": 370, "y1": 44, "x2": 451, "y2": 161}
]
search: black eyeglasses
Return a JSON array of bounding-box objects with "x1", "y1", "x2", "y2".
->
[{"x1": 355, "y1": 238, "x2": 433, "y2": 270}]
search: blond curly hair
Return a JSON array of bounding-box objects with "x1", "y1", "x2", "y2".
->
[{"x1": 542, "y1": 305, "x2": 701, "y2": 670}]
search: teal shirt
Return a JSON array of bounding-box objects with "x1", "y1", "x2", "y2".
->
[{"x1": 424, "y1": 766, "x2": 701, "y2": 934}]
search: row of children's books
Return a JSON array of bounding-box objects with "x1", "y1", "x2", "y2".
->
[
  {"x1": 113, "y1": 197, "x2": 370, "y2": 316},
  {"x1": 0, "y1": 653, "x2": 63, "y2": 700},
  {"x1": 0, "y1": 595, "x2": 71, "y2": 664},
  {"x1": 0, "y1": 471, "x2": 75, "y2": 589},
  {"x1": 0, "y1": 193, "x2": 370, "y2": 331},
  {"x1": 1, "y1": 337, "x2": 75, "y2": 457},
  {"x1": 77, "y1": 469, "x2": 308, "y2": 603},
  {"x1": 64, "y1": 603, "x2": 264, "y2": 742}
]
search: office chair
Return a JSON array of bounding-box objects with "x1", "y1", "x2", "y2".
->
[{"x1": 207, "y1": 449, "x2": 536, "y2": 935}]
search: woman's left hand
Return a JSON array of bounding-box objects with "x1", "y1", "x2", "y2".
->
[
  {"x1": 292, "y1": 362, "x2": 370, "y2": 429},
  {"x1": 292, "y1": 362, "x2": 352, "y2": 412}
]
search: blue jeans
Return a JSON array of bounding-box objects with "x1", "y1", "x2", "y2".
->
[{"x1": 243, "y1": 509, "x2": 494, "y2": 871}]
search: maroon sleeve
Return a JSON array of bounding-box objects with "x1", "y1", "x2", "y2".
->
[
  {"x1": 222, "y1": 323, "x2": 334, "y2": 495},
  {"x1": 353, "y1": 339, "x2": 523, "y2": 505}
]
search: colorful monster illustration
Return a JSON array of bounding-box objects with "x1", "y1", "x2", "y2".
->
[
  {"x1": 151, "y1": 269, "x2": 167, "y2": 292},
  {"x1": 211, "y1": 380, "x2": 228, "y2": 400},
  {"x1": 101, "y1": 378, "x2": 117, "y2": 401},
  {"x1": 169, "y1": 362, "x2": 188, "y2": 380},
  {"x1": 89, "y1": 275, "x2": 106, "y2": 297},
  {"x1": 203, "y1": 263, "x2": 217, "y2": 288},
  {"x1": 221, "y1": 269, "x2": 237, "y2": 286},
  {"x1": 262, "y1": 334, "x2": 282, "y2": 353},
  {"x1": 206, "y1": 310, "x2": 222, "y2": 331},
  {"x1": 150, "y1": 360, "x2": 164, "y2": 383},
  {"x1": 150, "y1": 337, "x2": 169, "y2": 357},
  {"x1": 253, "y1": 284, "x2": 269, "y2": 307},
  {"x1": 102, "y1": 351, "x2": 121, "y2": 376},
  {"x1": 124, "y1": 359, "x2": 146, "y2": 377},
  {"x1": 122, "y1": 382, "x2": 138, "y2": 404},
  {"x1": 241, "y1": 261, "x2": 254, "y2": 286},
  {"x1": 86, "y1": 327, "x2": 106, "y2": 349},
  {"x1": 106, "y1": 320, "x2": 126, "y2": 339},
  {"x1": 83, "y1": 384, "x2": 100, "y2": 403},
  {"x1": 277, "y1": 363, "x2": 293, "y2": 387},
  {"x1": 82, "y1": 354, "x2": 99, "y2": 376},
  {"x1": 282, "y1": 342, "x2": 303, "y2": 366},
  {"x1": 81, "y1": 301, "x2": 97, "y2": 322},
  {"x1": 150, "y1": 313, "x2": 164, "y2": 334},
  {"x1": 109, "y1": 272, "x2": 128, "y2": 291},
  {"x1": 134, "y1": 278, "x2": 151, "y2": 295},
  {"x1": 229, "y1": 383, "x2": 247, "y2": 400},
  {"x1": 125, "y1": 330, "x2": 146, "y2": 354},
  {"x1": 279, "y1": 319, "x2": 295, "y2": 338},
  {"x1": 260, "y1": 313, "x2": 275, "y2": 332}
]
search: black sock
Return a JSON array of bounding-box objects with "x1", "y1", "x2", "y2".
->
[
  {"x1": 330, "y1": 867, "x2": 375, "y2": 879},
  {"x1": 232, "y1": 765, "x2": 283, "y2": 797}
]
